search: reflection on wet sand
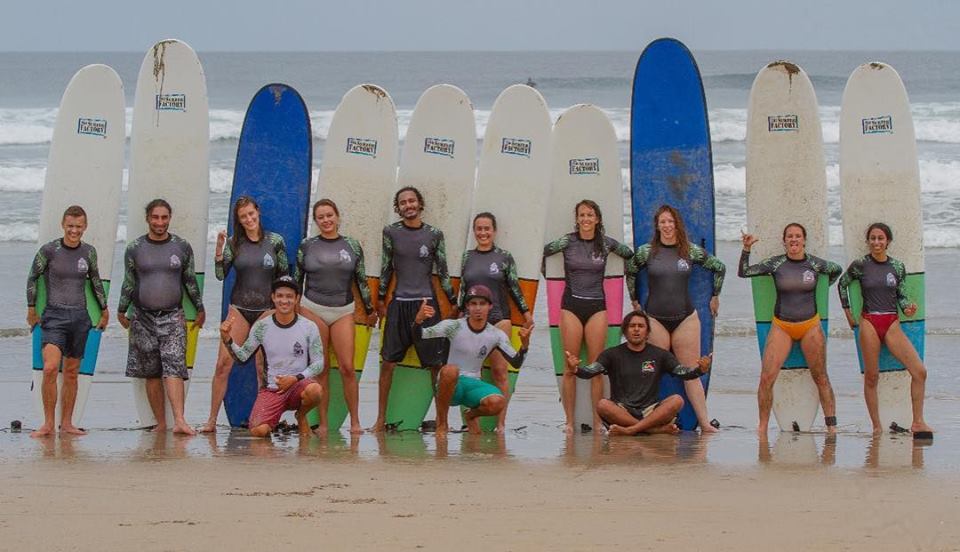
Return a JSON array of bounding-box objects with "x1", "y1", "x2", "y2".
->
[
  {"x1": 864, "y1": 434, "x2": 927, "y2": 469},
  {"x1": 757, "y1": 432, "x2": 836, "y2": 466}
]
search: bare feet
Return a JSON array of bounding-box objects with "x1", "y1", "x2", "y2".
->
[
  {"x1": 59, "y1": 424, "x2": 87, "y2": 436},
  {"x1": 700, "y1": 423, "x2": 719, "y2": 434},
  {"x1": 757, "y1": 424, "x2": 769, "y2": 439},
  {"x1": 172, "y1": 422, "x2": 196, "y2": 436},
  {"x1": 369, "y1": 420, "x2": 386, "y2": 433},
  {"x1": 494, "y1": 424, "x2": 505, "y2": 434},
  {"x1": 563, "y1": 423, "x2": 574, "y2": 434},
  {"x1": 349, "y1": 423, "x2": 364, "y2": 435},
  {"x1": 149, "y1": 424, "x2": 167, "y2": 433},
  {"x1": 607, "y1": 424, "x2": 634, "y2": 436},
  {"x1": 647, "y1": 423, "x2": 680, "y2": 435},
  {"x1": 198, "y1": 421, "x2": 217, "y2": 433},
  {"x1": 30, "y1": 424, "x2": 55, "y2": 438},
  {"x1": 435, "y1": 423, "x2": 449, "y2": 437},
  {"x1": 464, "y1": 415, "x2": 481, "y2": 435},
  {"x1": 911, "y1": 422, "x2": 934, "y2": 435},
  {"x1": 826, "y1": 425, "x2": 837, "y2": 435},
  {"x1": 315, "y1": 424, "x2": 328, "y2": 437},
  {"x1": 871, "y1": 425, "x2": 884, "y2": 436}
]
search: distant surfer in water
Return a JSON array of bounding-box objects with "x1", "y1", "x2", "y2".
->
[
  {"x1": 26, "y1": 205, "x2": 108, "y2": 438},
  {"x1": 626, "y1": 205, "x2": 725, "y2": 432},
  {"x1": 295, "y1": 198, "x2": 376, "y2": 435},
  {"x1": 543, "y1": 199, "x2": 634, "y2": 433},
  {"x1": 118, "y1": 199, "x2": 205, "y2": 435},
  {"x1": 220, "y1": 276, "x2": 324, "y2": 438},
  {"x1": 738, "y1": 223, "x2": 841, "y2": 437},
  {"x1": 372, "y1": 186, "x2": 457, "y2": 433},
  {"x1": 415, "y1": 285, "x2": 530, "y2": 436},
  {"x1": 201, "y1": 196, "x2": 288, "y2": 433},
  {"x1": 564, "y1": 310, "x2": 711, "y2": 436},
  {"x1": 837, "y1": 222, "x2": 933, "y2": 439}
]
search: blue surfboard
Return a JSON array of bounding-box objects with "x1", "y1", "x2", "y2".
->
[
  {"x1": 222, "y1": 83, "x2": 312, "y2": 428},
  {"x1": 630, "y1": 38, "x2": 716, "y2": 431}
]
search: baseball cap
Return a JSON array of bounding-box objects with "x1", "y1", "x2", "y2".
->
[
  {"x1": 464, "y1": 284, "x2": 493, "y2": 303},
  {"x1": 272, "y1": 275, "x2": 299, "y2": 293}
]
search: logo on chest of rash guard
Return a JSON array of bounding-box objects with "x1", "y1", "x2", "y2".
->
[
  {"x1": 339, "y1": 249, "x2": 352, "y2": 263},
  {"x1": 77, "y1": 258, "x2": 89, "y2": 274},
  {"x1": 293, "y1": 341, "x2": 304, "y2": 357},
  {"x1": 262, "y1": 254, "x2": 274, "y2": 269},
  {"x1": 477, "y1": 345, "x2": 488, "y2": 359},
  {"x1": 169, "y1": 255, "x2": 181, "y2": 269},
  {"x1": 802, "y1": 270, "x2": 815, "y2": 284},
  {"x1": 676, "y1": 259, "x2": 690, "y2": 272},
  {"x1": 641, "y1": 360, "x2": 656, "y2": 373},
  {"x1": 489, "y1": 262, "x2": 500, "y2": 274},
  {"x1": 590, "y1": 251, "x2": 604, "y2": 264},
  {"x1": 886, "y1": 273, "x2": 897, "y2": 287},
  {"x1": 419, "y1": 245, "x2": 429, "y2": 258}
]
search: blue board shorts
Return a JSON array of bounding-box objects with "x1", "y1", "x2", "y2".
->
[{"x1": 450, "y1": 375, "x2": 502, "y2": 409}]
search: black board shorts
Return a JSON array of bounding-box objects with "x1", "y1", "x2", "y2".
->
[
  {"x1": 40, "y1": 303, "x2": 92, "y2": 359},
  {"x1": 381, "y1": 297, "x2": 448, "y2": 367}
]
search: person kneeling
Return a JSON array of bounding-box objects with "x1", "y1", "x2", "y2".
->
[
  {"x1": 416, "y1": 285, "x2": 531, "y2": 436},
  {"x1": 564, "y1": 310, "x2": 711, "y2": 436},
  {"x1": 220, "y1": 276, "x2": 324, "y2": 438}
]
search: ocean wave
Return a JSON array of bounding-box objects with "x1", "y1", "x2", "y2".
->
[{"x1": 0, "y1": 165, "x2": 236, "y2": 194}]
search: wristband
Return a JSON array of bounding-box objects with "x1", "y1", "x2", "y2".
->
[{"x1": 296, "y1": 373, "x2": 305, "y2": 381}]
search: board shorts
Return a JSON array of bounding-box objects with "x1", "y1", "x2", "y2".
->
[
  {"x1": 301, "y1": 296, "x2": 355, "y2": 326},
  {"x1": 40, "y1": 303, "x2": 92, "y2": 359},
  {"x1": 449, "y1": 375, "x2": 502, "y2": 409},
  {"x1": 381, "y1": 297, "x2": 447, "y2": 366},
  {"x1": 862, "y1": 312, "x2": 898, "y2": 343},
  {"x1": 248, "y1": 377, "x2": 317, "y2": 429},
  {"x1": 601, "y1": 400, "x2": 677, "y2": 428},
  {"x1": 561, "y1": 290, "x2": 606, "y2": 326},
  {"x1": 232, "y1": 305, "x2": 267, "y2": 327},
  {"x1": 125, "y1": 307, "x2": 188, "y2": 380},
  {"x1": 773, "y1": 314, "x2": 821, "y2": 342}
]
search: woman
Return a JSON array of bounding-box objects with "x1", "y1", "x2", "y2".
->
[
  {"x1": 543, "y1": 199, "x2": 634, "y2": 433},
  {"x1": 295, "y1": 199, "x2": 376, "y2": 435},
  {"x1": 837, "y1": 222, "x2": 933, "y2": 437},
  {"x1": 201, "y1": 196, "x2": 288, "y2": 433},
  {"x1": 626, "y1": 204, "x2": 725, "y2": 432},
  {"x1": 738, "y1": 222, "x2": 842, "y2": 436},
  {"x1": 459, "y1": 212, "x2": 534, "y2": 433}
]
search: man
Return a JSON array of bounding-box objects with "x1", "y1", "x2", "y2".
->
[
  {"x1": 26, "y1": 205, "x2": 108, "y2": 438},
  {"x1": 118, "y1": 199, "x2": 205, "y2": 435},
  {"x1": 564, "y1": 310, "x2": 711, "y2": 436},
  {"x1": 220, "y1": 276, "x2": 324, "y2": 438},
  {"x1": 372, "y1": 186, "x2": 457, "y2": 432},
  {"x1": 415, "y1": 285, "x2": 531, "y2": 436}
]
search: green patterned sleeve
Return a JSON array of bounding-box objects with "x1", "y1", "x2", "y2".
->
[
  {"x1": 456, "y1": 250, "x2": 469, "y2": 310},
  {"x1": 378, "y1": 226, "x2": 394, "y2": 300},
  {"x1": 180, "y1": 241, "x2": 204, "y2": 312},
  {"x1": 86, "y1": 245, "x2": 108, "y2": 310},
  {"x1": 541, "y1": 234, "x2": 570, "y2": 276},
  {"x1": 117, "y1": 241, "x2": 137, "y2": 315},
  {"x1": 26, "y1": 243, "x2": 50, "y2": 307},
  {"x1": 893, "y1": 258, "x2": 911, "y2": 311},
  {"x1": 737, "y1": 249, "x2": 776, "y2": 278},
  {"x1": 815, "y1": 256, "x2": 843, "y2": 286},
  {"x1": 303, "y1": 324, "x2": 325, "y2": 378},
  {"x1": 607, "y1": 236, "x2": 634, "y2": 260},
  {"x1": 293, "y1": 240, "x2": 307, "y2": 293},
  {"x1": 625, "y1": 244, "x2": 651, "y2": 303},
  {"x1": 837, "y1": 258, "x2": 863, "y2": 309},
  {"x1": 419, "y1": 319, "x2": 459, "y2": 340},
  {"x1": 273, "y1": 234, "x2": 289, "y2": 278},
  {"x1": 433, "y1": 229, "x2": 455, "y2": 304},
  {"x1": 503, "y1": 251, "x2": 529, "y2": 313},
  {"x1": 690, "y1": 243, "x2": 726, "y2": 296},
  {"x1": 347, "y1": 236, "x2": 374, "y2": 314},
  {"x1": 215, "y1": 240, "x2": 234, "y2": 281},
  {"x1": 229, "y1": 318, "x2": 265, "y2": 363}
]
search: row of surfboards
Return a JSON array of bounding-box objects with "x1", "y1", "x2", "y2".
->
[{"x1": 32, "y1": 38, "x2": 922, "y2": 435}]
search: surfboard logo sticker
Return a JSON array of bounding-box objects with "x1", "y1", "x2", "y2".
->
[
  {"x1": 569, "y1": 158, "x2": 600, "y2": 175},
  {"x1": 155, "y1": 94, "x2": 186, "y2": 112},
  {"x1": 424, "y1": 137, "x2": 455, "y2": 158},
  {"x1": 77, "y1": 118, "x2": 108, "y2": 138},
  {"x1": 501, "y1": 138, "x2": 532, "y2": 158},
  {"x1": 767, "y1": 115, "x2": 799, "y2": 132},
  {"x1": 862, "y1": 116, "x2": 893, "y2": 135},
  {"x1": 346, "y1": 137, "x2": 378, "y2": 157}
]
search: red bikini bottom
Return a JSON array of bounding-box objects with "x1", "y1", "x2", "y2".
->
[{"x1": 862, "y1": 312, "x2": 898, "y2": 343}]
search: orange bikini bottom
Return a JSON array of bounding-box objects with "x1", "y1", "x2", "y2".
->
[{"x1": 772, "y1": 314, "x2": 821, "y2": 341}]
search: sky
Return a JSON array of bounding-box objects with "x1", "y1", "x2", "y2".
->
[{"x1": 2, "y1": 0, "x2": 958, "y2": 52}]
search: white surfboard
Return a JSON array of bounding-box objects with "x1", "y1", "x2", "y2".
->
[
  {"x1": 127, "y1": 39, "x2": 210, "y2": 428},
  {"x1": 840, "y1": 62, "x2": 923, "y2": 430},
  {"x1": 32, "y1": 64, "x2": 125, "y2": 426},
  {"x1": 745, "y1": 61, "x2": 828, "y2": 432},
  {"x1": 545, "y1": 104, "x2": 623, "y2": 429}
]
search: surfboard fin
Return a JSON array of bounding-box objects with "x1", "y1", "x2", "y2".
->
[{"x1": 791, "y1": 421, "x2": 800, "y2": 432}]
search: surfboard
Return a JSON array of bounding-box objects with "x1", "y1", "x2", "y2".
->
[
  {"x1": 630, "y1": 38, "x2": 716, "y2": 431},
  {"x1": 127, "y1": 39, "x2": 209, "y2": 428},
  {"x1": 545, "y1": 104, "x2": 624, "y2": 430},
  {"x1": 840, "y1": 62, "x2": 923, "y2": 430},
  {"x1": 386, "y1": 84, "x2": 476, "y2": 431},
  {"x1": 31, "y1": 64, "x2": 124, "y2": 427},
  {"x1": 745, "y1": 61, "x2": 829, "y2": 432},
  {"x1": 306, "y1": 83, "x2": 398, "y2": 432},
  {"x1": 468, "y1": 84, "x2": 552, "y2": 431},
  {"x1": 221, "y1": 83, "x2": 312, "y2": 428}
]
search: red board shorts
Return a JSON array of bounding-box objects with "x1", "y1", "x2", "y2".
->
[{"x1": 248, "y1": 377, "x2": 316, "y2": 430}]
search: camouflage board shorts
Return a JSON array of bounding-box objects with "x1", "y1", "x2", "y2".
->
[{"x1": 125, "y1": 307, "x2": 188, "y2": 380}]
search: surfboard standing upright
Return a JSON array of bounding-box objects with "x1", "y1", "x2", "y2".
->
[
  {"x1": 630, "y1": 37, "x2": 716, "y2": 431},
  {"x1": 307, "y1": 83, "x2": 398, "y2": 432},
  {"x1": 470, "y1": 84, "x2": 551, "y2": 431},
  {"x1": 545, "y1": 104, "x2": 625, "y2": 429},
  {"x1": 127, "y1": 40, "x2": 210, "y2": 427},
  {"x1": 840, "y1": 62, "x2": 924, "y2": 430},
  {"x1": 387, "y1": 84, "x2": 476, "y2": 430},
  {"x1": 745, "y1": 61, "x2": 829, "y2": 432},
  {"x1": 31, "y1": 64, "x2": 125, "y2": 426},
  {"x1": 221, "y1": 84, "x2": 312, "y2": 428}
]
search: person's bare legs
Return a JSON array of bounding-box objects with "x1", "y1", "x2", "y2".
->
[
  {"x1": 311, "y1": 316, "x2": 331, "y2": 436},
  {"x1": 583, "y1": 310, "x2": 608, "y2": 431},
  {"x1": 463, "y1": 394, "x2": 506, "y2": 435},
  {"x1": 491, "y1": 319, "x2": 514, "y2": 432},
  {"x1": 145, "y1": 377, "x2": 167, "y2": 432},
  {"x1": 58, "y1": 357, "x2": 86, "y2": 435},
  {"x1": 758, "y1": 325, "x2": 791, "y2": 438},
  {"x1": 672, "y1": 312, "x2": 716, "y2": 433},
  {"x1": 163, "y1": 377, "x2": 195, "y2": 435},
  {"x1": 31, "y1": 343, "x2": 63, "y2": 438},
  {"x1": 434, "y1": 365, "x2": 458, "y2": 437},
  {"x1": 559, "y1": 310, "x2": 584, "y2": 434},
  {"x1": 601, "y1": 396, "x2": 683, "y2": 436},
  {"x1": 884, "y1": 321, "x2": 933, "y2": 435},
  {"x1": 298, "y1": 382, "x2": 323, "y2": 438},
  {"x1": 801, "y1": 325, "x2": 835, "y2": 433},
  {"x1": 858, "y1": 317, "x2": 883, "y2": 434},
  {"x1": 372, "y1": 359, "x2": 395, "y2": 433},
  {"x1": 330, "y1": 314, "x2": 362, "y2": 434},
  {"x1": 200, "y1": 307, "x2": 251, "y2": 432}
]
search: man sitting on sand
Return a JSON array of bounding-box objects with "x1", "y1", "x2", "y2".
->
[
  {"x1": 220, "y1": 276, "x2": 324, "y2": 438},
  {"x1": 414, "y1": 285, "x2": 531, "y2": 436},
  {"x1": 564, "y1": 310, "x2": 711, "y2": 435}
]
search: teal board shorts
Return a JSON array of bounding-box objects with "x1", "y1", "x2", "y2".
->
[{"x1": 450, "y1": 375, "x2": 502, "y2": 409}]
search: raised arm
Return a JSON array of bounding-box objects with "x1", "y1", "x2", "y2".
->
[
  {"x1": 738, "y1": 249, "x2": 778, "y2": 278},
  {"x1": 214, "y1": 239, "x2": 234, "y2": 281}
]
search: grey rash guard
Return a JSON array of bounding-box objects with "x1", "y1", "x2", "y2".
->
[
  {"x1": 379, "y1": 221, "x2": 454, "y2": 302},
  {"x1": 215, "y1": 232, "x2": 288, "y2": 311},
  {"x1": 626, "y1": 242, "x2": 726, "y2": 319},
  {"x1": 228, "y1": 314, "x2": 324, "y2": 390},
  {"x1": 417, "y1": 318, "x2": 527, "y2": 379},
  {"x1": 26, "y1": 239, "x2": 107, "y2": 310},
  {"x1": 295, "y1": 235, "x2": 373, "y2": 312},
  {"x1": 118, "y1": 234, "x2": 204, "y2": 314},
  {"x1": 838, "y1": 255, "x2": 911, "y2": 314},
  {"x1": 738, "y1": 250, "x2": 841, "y2": 322},
  {"x1": 458, "y1": 247, "x2": 529, "y2": 321},
  {"x1": 542, "y1": 233, "x2": 635, "y2": 301}
]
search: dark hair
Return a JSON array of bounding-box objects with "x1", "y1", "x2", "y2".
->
[
  {"x1": 231, "y1": 196, "x2": 263, "y2": 248},
  {"x1": 621, "y1": 310, "x2": 650, "y2": 335},
  {"x1": 865, "y1": 222, "x2": 893, "y2": 242},
  {"x1": 61, "y1": 205, "x2": 87, "y2": 222},
  {"x1": 145, "y1": 198, "x2": 172, "y2": 218},
  {"x1": 782, "y1": 222, "x2": 807, "y2": 240},
  {"x1": 650, "y1": 204, "x2": 690, "y2": 259},
  {"x1": 473, "y1": 212, "x2": 497, "y2": 231},
  {"x1": 574, "y1": 199, "x2": 607, "y2": 258},
  {"x1": 313, "y1": 198, "x2": 340, "y2": 218},
  {"x1": 393, "y1": 186, "x2": 425, "y2": 214}
]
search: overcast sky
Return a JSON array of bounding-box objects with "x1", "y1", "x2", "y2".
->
[{"x1": 4, "y1": 0, "x2": 958, "y2": 51}]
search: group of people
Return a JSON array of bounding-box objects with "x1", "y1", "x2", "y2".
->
[{"x1": 25, "y1": 187, "x2": 934, "y2": 441}]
